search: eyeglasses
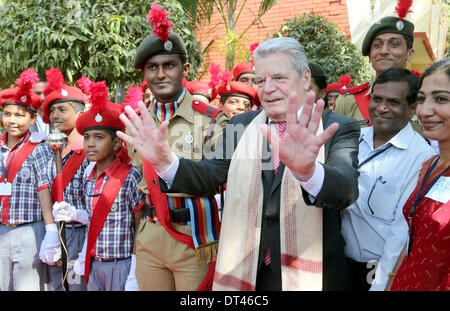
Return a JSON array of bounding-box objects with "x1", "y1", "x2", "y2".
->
[{"x1": 367, "y1": 176, "x2": 386, "y2": 215}]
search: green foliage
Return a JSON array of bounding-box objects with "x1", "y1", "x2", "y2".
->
[
  {"x1": 274, "y1": 12, "x2": 372, "y2": 85},
  {"x1": 0, "y1": 0, "x2": 203, "y2": 99},
  {"x1": 177, "y1": 0, "x2": 279, "y2": 71}
]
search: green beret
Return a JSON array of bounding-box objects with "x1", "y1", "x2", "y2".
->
[
  {"x1": 308, "y1": 61, "x2": 326, "y2": 78},
  {"x1": 134, "y1": 32, "x2": 187, "y2": 69},
  {"x1": 362, "y1": 16, "x2": 414, "y2": 56}
]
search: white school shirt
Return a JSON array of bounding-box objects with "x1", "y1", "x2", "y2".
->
[{"x1": 341, "y1": 123, "x2": 436, "y2": 291}]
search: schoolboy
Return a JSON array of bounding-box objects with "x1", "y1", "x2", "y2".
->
[
  {"x1": 0, "y1": 69, "x2": 54, "y2": 290},
  {"x1": 66, "y1": 81, "x2": 145, "y2": 290}
]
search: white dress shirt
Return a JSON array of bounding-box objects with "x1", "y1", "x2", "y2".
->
[
  {"x1": 158, "y1": 107, "x2": 324, "y2": 198},
  {"x1": 341, "y1": 123, "x2": 436, "y2": 291}
]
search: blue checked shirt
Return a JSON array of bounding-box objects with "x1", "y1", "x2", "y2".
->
[
  {"x1": 0, "y1": 132, "x2": 52, "y2": 224},
  {"x1": 83, "y1": 158, "x2": 145, "y2": 259},
  {"x1": 47, "y1": 136, "x2": 90, "y2": 213}
]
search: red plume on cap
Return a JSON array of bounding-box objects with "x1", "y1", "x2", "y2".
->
[
  {"x1": 122, "y1": 86, "x2": 143, "y2": 112},
  {"x1": 395, "y1": 0, "x2": 413, "y2": 21},
  {"x1": 410, "y1": 69, "x2": 422, "y2": 78},
  {"x1": 15, "y1": 68, "x2": 39, "y2": 102},
  {"x1": 147, "y1": 2, "x2": 174, "y2": 42},
  {"x1": 250, "y1": 42, "x2": 259, "y2": 62},
  {"x1": 208, "y1": 63, "x2": 232, "y2": 89},
  {"x1": 339, "y1": 75, "x2": 352, "y2": 87},
  {"x1": 77, "y1": 76, "x2": 92, "y2": 95},
  {"x1": 43, "y1": 68, "x2": 66, "y2": 96},
  {"x1": 89, "y1": 81, "x2": 109, "y2": 115}
]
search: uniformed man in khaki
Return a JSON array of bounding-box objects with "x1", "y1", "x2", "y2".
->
[
  {"x1": 335, "y1": 14, "x2": 422, "y2": 134},
  {"x1": 128, "y1": 31, "x2": 228, "y2": 290}
]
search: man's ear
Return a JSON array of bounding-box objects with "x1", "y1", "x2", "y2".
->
[
  {"x1": 183, "y1": 63, "x2": 191, "y2": 78},
  {"x1": 406, "y1": 48, "x2": 414, "y2": 62}
]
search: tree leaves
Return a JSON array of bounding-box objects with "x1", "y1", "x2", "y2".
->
[
  {"x1": 0, "y1": 0, "x2": 203, "y2": 98},
  {"x1": 275, "y1": 12, "x2": 372, "y2": 85}
]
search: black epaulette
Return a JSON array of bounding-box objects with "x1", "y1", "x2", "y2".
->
[{"x1": 192, "y1": 100, "x2": 223, "y2": 118}]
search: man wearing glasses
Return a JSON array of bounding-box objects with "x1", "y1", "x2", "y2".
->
[{"x1": 340, "y1": 67, "x2": 436, "y2": 291}]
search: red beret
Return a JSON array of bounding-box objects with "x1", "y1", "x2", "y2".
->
[
  {"x1": 76, "y1": 81, "x2": 124, "y2": 134},
  {"x1": 0, "y1": 87, "x2": 42, "y2": 112},
  {"x1": 0, "y1": 68, "x2": 42, "y2": 112},
  {"x1": 76, "y1": 102, "x2": 124, "y2": 135},
  {"x1": 217, "y1": 81, "x2": 259, "y2": 106},
  {"x1": 42, "y1": 86, "x2": 86, "y2": 124},
  {"x1": 184, "y1": 80, "x2": 217, "y2": 102},
  {"x1": 232, "y1": 62, "x2": 255, "y2": 81}
]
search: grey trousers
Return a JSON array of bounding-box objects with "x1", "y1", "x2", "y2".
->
[
  {"x1": 87, "y1": 258, "x2": 131, "y2": 291},
  {"x1": 0, "y1": 221, "x2": 48, "y2": 291},
  {"x1": 47, "y1": 225, "x2": 87, "y2": 291}
]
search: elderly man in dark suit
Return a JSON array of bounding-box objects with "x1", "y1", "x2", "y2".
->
[{"x1": 118, "y1": 37, "x2": 360, "y2": 291}]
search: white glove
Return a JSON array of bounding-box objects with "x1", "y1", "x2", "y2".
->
[
  {"x1": 125, "y1": 254, "x2": 139, "y2": 291},
  {"x1": 53, "y1": 201, "x2": 89, "y2": 225},
  {"x1": 39, "y1": 223, "x2": 61, "y2": 265},
  {"x1": 73, "y1": 237, "x2": 87, "y2": 276}
]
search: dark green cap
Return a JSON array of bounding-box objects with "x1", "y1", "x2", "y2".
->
[
  {"x1": 362, "y1": 16, "x2": 414, "y2": 56},
  {"x1": 134, "y1": 32, "x2": 187, "y2": 69},
  {"x1": 308, "y1": 61, "x2": 326, "y2": 78}
]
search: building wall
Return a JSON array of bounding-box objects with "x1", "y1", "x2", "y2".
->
[{"x1": 196, "y1": 0, "x2": 351, "y2": 77}]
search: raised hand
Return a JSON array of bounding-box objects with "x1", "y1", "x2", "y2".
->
[
  {"x1": 117, "y1": 100, "x2": 173, "y2": 172},
  {"x1": 260, "y1": 92, "x2": 339, "y2": 180}
]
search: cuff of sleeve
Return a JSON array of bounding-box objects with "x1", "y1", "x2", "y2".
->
[
  {"x1": 291, "y1": 161, "x2": 324, "y2": 198},
  {"x1": 37, "y1": 184, "x2": 49, "y2": 191},
  {"x1": 156, "y1": 152, "x2": 179, "y2": 187}
]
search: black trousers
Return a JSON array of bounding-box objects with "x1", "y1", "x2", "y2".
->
[{"x1": 346, "y1": 257, "x2": 373, "y2": 291}]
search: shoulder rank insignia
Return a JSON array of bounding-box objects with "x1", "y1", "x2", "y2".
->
[{"x1": 192, "y1": 100, "x2": 223, "y2": 118}]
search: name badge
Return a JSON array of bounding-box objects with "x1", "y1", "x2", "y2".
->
[
  {"x1": 425, "y1": 176, "x2": 450, "y2": 204},
  {"x1": 0, "y1": 182, "x2": 12, "y2": 196}
]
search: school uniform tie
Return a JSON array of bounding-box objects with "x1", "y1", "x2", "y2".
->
[{"x1": 271, "y1": 121, "x2": 287, "y2": 175}]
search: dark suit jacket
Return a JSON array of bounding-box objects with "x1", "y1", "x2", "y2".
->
[{"x1": 162, "y1": 109, "x2": 360, "y2": 290}]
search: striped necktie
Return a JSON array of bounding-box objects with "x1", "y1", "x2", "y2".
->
[{"x1": 271, "y1": 121, "x2": 287, "y2": 175}]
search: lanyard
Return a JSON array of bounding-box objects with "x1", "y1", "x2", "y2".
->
[
  {"x1": 358, "y1": 137, "x2": 393, "y2": 169},
  {"x1": 408, "y1": 157, "x2": 449, "y2": 220},
  {"x1": 1, "y1": 133, "x2": 31, "y2": 181},
  {"x1": 407, "y1": 157, "x2": 450, "y2": 255}
]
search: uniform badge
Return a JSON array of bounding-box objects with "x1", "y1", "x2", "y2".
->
[
  {"x1": 110, "y1": 203, "x2": 118, "y2": 212},
  {"x1": 61, "y1": 89, "x2": 69, "y2": 97},
  {"x1": 185, "y1": 132, "x2": 194, "y2": 144},
  {"x1": 396, "y1": 20, "x2": 404, "y2": 31},
  {"x1": 20, "y1": 95, "x2": 27, "y2": 103},
  {"x1": 95, "y1": 113, "x2": 103, "y2": 123},
  {"x1": 72, "y1": 178, "x2": 80, "y2": 189},
  {"x1": 164, "y1": 40, "x2": 173, "y2": 52},
  {"x1": 20, "y1": 167, "x2": 31, "y2": 181}
]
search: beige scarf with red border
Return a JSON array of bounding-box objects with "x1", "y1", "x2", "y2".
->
[{"x1": 212, "y1": 110, "x2": 324, "y2": 291}]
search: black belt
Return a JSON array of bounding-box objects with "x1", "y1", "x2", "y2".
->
[
  {"x1": 144, "y1": 204, "x2": 190, "y2": 223},
  {"x1": 65, "y1": 222, "x2": 86, "y2": 229},
  {"x1": 93, "y1": 256, "x2": 130, "y2": 263}
]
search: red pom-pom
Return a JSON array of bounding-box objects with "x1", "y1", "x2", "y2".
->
[
  {"x1": 147, "y1": 2, "x2": 174, "y2": 42},
  {"x1": 15, "y1": 68, "x2": 39, "y2": 100},
  {"x1": 89, "y1": 81, "x2": 109, "y2": 114},
  {"x1": 410, "y1": 69, "x2": 422, "y2": 78},
  {"x1": 122, "y1": 86, "x2": 143, "y2": 112},
  {"x1": 77, "y1": 76, "x2": 92, "y2": 95},
  {"x1": 208, "y1": 63, "x2": 231, "y2": 89},
  {"x1": 339, "y1": 75, "x2": 352, "y2": 87},
  {"x1": 43, "y1": 68, "x2": 66, "y2": 95},
  {"x1": 395, "y1": 0, "x2": 413, "y2": 20},
  {"x1": 250, "y1": 42, "x2": 259, "y2": 62}
]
